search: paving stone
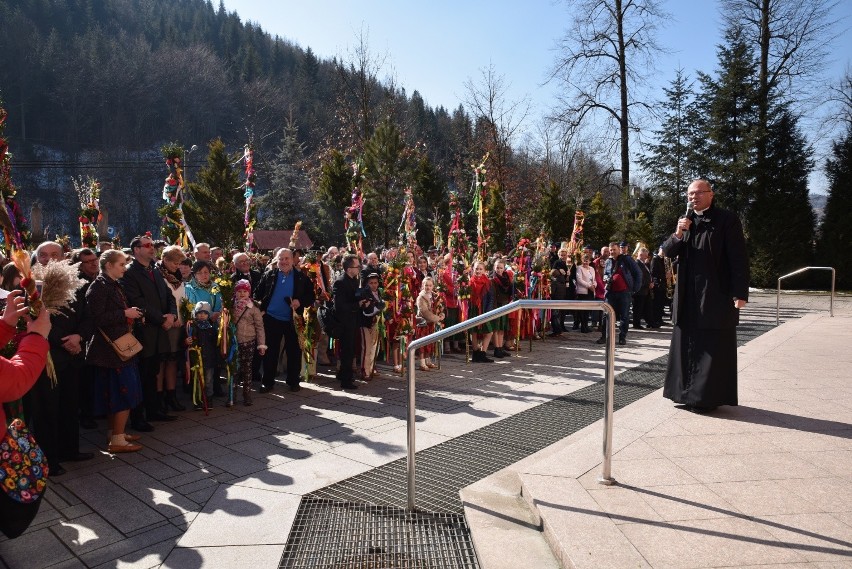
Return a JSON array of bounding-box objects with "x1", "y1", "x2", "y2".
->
[
  {"x1": 210, "y1": 426, "x2": 273, "y2": 447},
  {"x1": 0, "y1": 528, "x2": 74, "y2": 569},
  {"x1": 105, "y1": 464, "x2": 201, "y2": 517},
  {"x1": 80, "y1": 522, "x2": 181, "y2": 567},
  {"x1": 184, "y1": 484, "x2": 220, "y2": 506},
  {"x1": 61, "y1": 473, "x2": 166, "y2": 534},
  {"x1": 177, "y1": 485, "x2": 301, "y2": 547},
  {"x1": 134, "y1": 458, "x2": 183, "y2": 480},
  {"x1": 175, "y1": 440, "x2": 231, "y2": 462},
  {"x1": 162, "y1": 468, "x2": 222, "y2": 489},
  {"x1": 227, "y1": 437, "x2": 312, "y2": 466},
  {"x1": 90, "y1": 538, "x2": 178, "y2": 569},
  {"x1": 174, "y1": 477, "x2": 220, "y2": 496},
  {"x1": 156, "y1": 453, "x2": 201, "y2": 474},
  {"x1": 201, "y1": 450, "x2": 268, "y2": 477},
  {"x1": 51, "y1": 512, "x2": 124, "y2": 555},
  {"x1": 162, "y1": 544, "x2": 284, "y2": 568}
]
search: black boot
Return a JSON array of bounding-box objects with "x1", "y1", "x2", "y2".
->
[
  {"x1": 474, "y1": 350, "x2": 493, "y2": 363},
  {"x1": 165, "y1": 389, "x2": 185, "y2": 412}
]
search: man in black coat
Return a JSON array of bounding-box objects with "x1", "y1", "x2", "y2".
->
[
  {"x1": 648, "y1": 247, "x2": 667, "y2": 328},
  {"x1": 231, "y1": 252, "x2": 262, "y2": 291},
  {"x1": 24, "y1": 242, "x2": 94, "y2": 476},
  {"x1": 662, "y1": 179, "x2": 749, "y2": 413},
  {"x1": 254, "y1": 248, "x2": 315, "y2": 393},
  {"x1": 631, "y1": 247, "x2": 652, "y2": 329},
  {"x1": 333, "y1": 254, "x2": 363, "y2": 389},
  {"x1": 121, "y1": 234, "x2": 178, "y2": 429}
]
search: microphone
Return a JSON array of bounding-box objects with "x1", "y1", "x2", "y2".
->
[{"x1": 683, "y1": 202, "x2": 694, "y2": 241}]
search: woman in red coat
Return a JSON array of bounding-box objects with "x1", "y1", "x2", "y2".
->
[{"x1": 0, "y1": 291, "x2": 51, "y2": 539}]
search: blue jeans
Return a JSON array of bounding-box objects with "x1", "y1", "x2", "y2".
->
[{"x1": 601, "y1": 291, "x2": 632, "y2": 341}]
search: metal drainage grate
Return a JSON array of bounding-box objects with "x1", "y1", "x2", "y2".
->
[
  {"x1": 279, "y1": 498, "x2": 478, "y2": 569},
  {"x1": 280, "y1": 321, "x2": 778, "y2": 568}
]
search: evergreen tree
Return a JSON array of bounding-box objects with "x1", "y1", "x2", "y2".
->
[
  {"x1": 639, "y1": 69, "x2": 700, "y2": 204},
  {"x1": 315, "y1": 149, "x2": 353, "y2": 246},
  {"x1": 816, "y1": 124, "x2": 852, "y2": 288},
  {"x1": 261, "y1": 121, "x2": 310, "y2": 231},
  {"x1": 748, "y1": 105, "x2": 815, "y2": 286},
  {"x1": 183, "y1": 138, "x2": 244, "y2": 248},
  {"x1": 695, "y1": 25, "x2": 760, "y2": 215},
  {"x1": 362, "y1": 117, "x2": 411, "y2": 247},
  {"x1": 411, "y1": 154, "x2": 446, "y2": 234},
  {"x1": 584, "y1": 191, "x2": 617, "y2": 250},
  {"x1": 485, "y1": 183, "x2": 507, "y2": 253},
  {"x1": 533, "y1": 180, "x2": 571, "y2": 243}
]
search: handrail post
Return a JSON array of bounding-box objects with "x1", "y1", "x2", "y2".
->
[
  {"x1": 407, "y1": 342, "x2": 417, "y2": 511},
  {"x1": 776, "y1": 266, "x2": 836, "y2": 326},
  {"x1": 405, "y1": 300, "x2": 619, "y2": 510},
  {"x1": 777, "y1": 277, "x2": 782, "y2": 326},
  {"x1": 831, "y1": 268, "x2": 835, "y2": 317},
  {"x1": 598, "y1": 303, "x2": 616, "y2": 485}
]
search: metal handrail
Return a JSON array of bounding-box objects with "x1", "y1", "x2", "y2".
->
[
  {"x1": 405, "y1": 299, "x2": 617, "y2": 511},
  {"x1": 776, "y1": 267, "x2": 835, "y2": 325}
]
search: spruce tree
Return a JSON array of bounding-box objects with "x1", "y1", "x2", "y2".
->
[
  {"x1": 183, "y1": 138, "x2": 245, "y2": 248},
  {"x1": 261, "y1": 121, "x2": 310, "y2": 231},
  {"x1": 533, "y1": 180, "x2": 571, "y2": 243},
  {"x1": 816, "y1": 124, "x2": 852, "y2": 288},
  {"x1": 584, "y1": 191, "x2": 617, "y2": 250},
  {"x1": 315, "y1": 149, "x2": 353, "y2": 246},
  {"x1": 411, "y1": 154, "x2": 446, "y2": 233},
  {"x1": 485, "y1": 183, "x2": 507, "y2": 253},
  {"x1": 363, "y1": 118, "x2": 411, "y2": 247},
  {"x1": 695, "y1": 25, "x2": 760, "y2": 215},
  {"x1": 639, "y1": 69, "x2": 700, "y2": 203},
  {"x1": 639, "y1": 69, "x2": 702, "y2": 245},
  {"x1": 748, "y1": 105, "x2": 815, "y2": 286}
]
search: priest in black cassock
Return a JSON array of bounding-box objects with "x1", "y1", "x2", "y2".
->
[{"x1": 661, "y1": 179, "x2": 749, "y2": 412}]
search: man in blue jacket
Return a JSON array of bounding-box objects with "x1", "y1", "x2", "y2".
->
[
  {"x1": 596, "y1": 241, "x2": 642, "y2": 346},
  {"x1": 254, "y1": 248, "x2": 315, "y2": 393}
]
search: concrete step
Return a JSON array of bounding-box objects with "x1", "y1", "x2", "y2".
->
[
  {"x1": 460, "y1": 470, "x2": 561, "y2": 569},
  {"x1": 518, "y1": 472, "x2": 649, "y2": 569}
]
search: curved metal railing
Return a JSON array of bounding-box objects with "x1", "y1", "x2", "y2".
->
[
  {"x1": 776, "y1": 267, "x2": 835, "y2": 325},
  {"x1": 405, "y1": 299, "x2": 617, "y2": 511}
]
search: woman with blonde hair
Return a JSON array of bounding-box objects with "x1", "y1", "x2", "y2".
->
[{"x1": 415, "y1": 277, "x2": 444, "y2": 370}]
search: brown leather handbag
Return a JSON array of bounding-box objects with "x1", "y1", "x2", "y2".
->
[{"x1": 99, "y1": 329, "x2": 143, "y2": 361}]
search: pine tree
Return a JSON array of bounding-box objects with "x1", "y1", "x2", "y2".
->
[
  {"x1": 183, "y1": 138, "x2": 245, "y2": 248},
  {"x1": 816, "y1": 124, "x2": 852, "y2": 288},
  {"x1": 261, "y1": 121, "x2": 310, "y2": 231}
]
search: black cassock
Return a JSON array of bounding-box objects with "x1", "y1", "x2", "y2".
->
[{"x1": 661, "y1": 202, "x2": 749, "y2": 408}]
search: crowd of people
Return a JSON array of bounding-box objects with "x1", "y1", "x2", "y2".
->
[{"x1": 0, "y1": 230, "x2": 677, "y2": 477}]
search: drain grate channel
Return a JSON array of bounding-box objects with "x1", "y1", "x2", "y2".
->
[
  {"x1": 280, "y1": 498, "x2": 478, "y2": 569},
  {"x1": 280, "y1": 320, "x2": 778, "y2": 568}
]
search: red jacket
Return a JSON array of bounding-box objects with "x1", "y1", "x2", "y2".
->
[{"x1": 0, "y1": 322, "x2": 49, "y2": 438}]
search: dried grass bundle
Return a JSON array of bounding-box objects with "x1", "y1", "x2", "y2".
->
[{"x1": 31, "y1": 260, "x2": 86, "y2": 315}]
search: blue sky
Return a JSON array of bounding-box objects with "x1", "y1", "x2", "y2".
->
[{"x1": 221, "y1": 0, "x2": 851, "y2": 189}]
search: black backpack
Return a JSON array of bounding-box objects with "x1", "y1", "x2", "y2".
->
[{"x1": 318, "y1": 301, "x2": 342, "y2": 339}]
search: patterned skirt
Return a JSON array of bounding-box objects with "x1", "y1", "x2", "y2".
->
[{"x1": 92, "y1": 365, "x2": 143, "y2": 415}]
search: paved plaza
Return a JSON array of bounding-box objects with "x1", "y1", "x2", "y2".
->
[{"x1": 0, "y1": 292, "x2": 848, "y2": 568}]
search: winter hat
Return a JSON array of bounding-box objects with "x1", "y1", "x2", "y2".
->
[
  {"x1": 193, "y1": 301, "x2": 212, "y2": 317},
  {"x1": 234, "y1": 279, "x2": 252, "y2": 294}
]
